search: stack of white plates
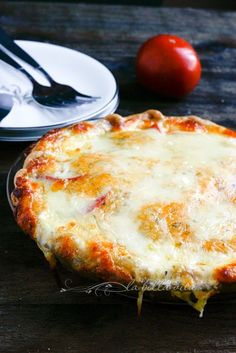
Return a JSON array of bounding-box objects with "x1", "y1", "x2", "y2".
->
[{"x1": 0, "y1": 41, "x2": 119, "y2": 141}]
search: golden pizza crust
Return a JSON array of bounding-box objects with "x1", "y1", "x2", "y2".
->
[{"x1": 12, "y1": 110, "x2": 236, "y2": 302}]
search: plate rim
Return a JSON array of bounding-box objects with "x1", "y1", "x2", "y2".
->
[{"x1": 0, "y1": 94, "x2": 119, "y2": 142}]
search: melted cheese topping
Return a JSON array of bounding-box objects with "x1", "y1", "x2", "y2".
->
[{"x1": 14, "y1": 111, "x2": 236, "y2": 293}]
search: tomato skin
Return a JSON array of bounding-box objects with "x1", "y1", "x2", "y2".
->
[{"x1": 136, "y1": 34, "x2": 201, "y2": 98}]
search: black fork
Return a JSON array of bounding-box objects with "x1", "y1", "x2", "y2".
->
[{"x1": 0, "y1": 28, "x2": 99, "y2": 108}]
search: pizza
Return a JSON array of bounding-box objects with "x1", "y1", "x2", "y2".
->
[{"x1": 11, "y1": 110, "x2": 236, "y2": 314}]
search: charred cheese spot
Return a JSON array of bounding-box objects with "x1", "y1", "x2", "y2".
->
[
  {"x1": 138, "y1": 202, "x2": 192, "y2": 243},
  {"x1": 141, "y1": 120, "x2": 162, "y2": 131},
  {"x1": 72, "y1": 121, "x2": 93, "y2": 134},
  {"x1": 14, "y1": 178, "x2": 44, "y2": 238},
  {"x1": 206, "y1": 124, "x2": 236, "y2": 138},
  {"x1": 88, "y1": 240, "x2": 133, "y2": 282},
  {"x1": 106, "y1": 114, "x2": 124, "y2": 131},
  {"x1": 55, "y1": 235, "x2": 78, "y2": 259},
  {"x1": 121, "y1": 110, "x2": 164, "y2": 132},
  {"x1": 25, "y1": 156, "x2": 56, "y2": 176},
  {"x1": 56, "y1": 223, "x2": 77, "y2": 235},
  {"x1": 223, "y1": 128, "x2": 236, "y2": 138},
  {"x1": 71, "y1": 153, "x2": 111, "y2": 174},
  {"x1": 204, "y1": 237, "x2": 236, "y2": 253},
  {"x1": 214, "y1": 262, "x2": 236, "y2": 283},
  {"x1": 34, "y1": 128, "x2": 64, "y2": 152},
  {"x1": 165, "y1": 117, "x2": 207, "y2": 133},
  {"x1": 181, "y1": 272, "x2": 194, "y2": 289},
  {"x1": 229, "y1": 236, "x2": 236, "y2": 250},
  {"x1": 203, "y1": 239, "x2": 230, "y2": 254},
  {"x1": 170, "y1": 265, "x2": 203, "y2": 290},
  {"x1": 110, "y1": 130, "x2": 154, "y2": 147},
  {"x1": 50, "y1": 173, "x2": 115, "y2": 197},
  {"x1": 65, "y1": 148, "x2": 81, "y2": 157}
]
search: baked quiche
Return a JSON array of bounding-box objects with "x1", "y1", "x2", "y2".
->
[{"x1": 12, "y1": 110, "x2": 236, "y2": 313}]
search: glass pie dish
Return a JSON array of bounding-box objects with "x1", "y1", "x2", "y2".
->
[{"x1": 7, "y1": 146, "x2": 236, "y2": 313}]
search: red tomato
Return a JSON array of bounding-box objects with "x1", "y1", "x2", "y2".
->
[{"x1": 136, "y1": 34, "x2": 201, "y2": 98}]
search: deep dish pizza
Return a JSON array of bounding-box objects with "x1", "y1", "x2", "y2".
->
[{"x1": 12, "y1": 110, "x2": 236, "y2": 314}]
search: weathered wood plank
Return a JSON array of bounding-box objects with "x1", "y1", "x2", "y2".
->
[{"x1": 1, "y1": 303, "x2": 236, "y2": 353}]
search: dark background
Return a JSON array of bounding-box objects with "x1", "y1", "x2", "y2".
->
[{"x1": 3, "y1": 0, "x2": 236, "y2": 10}]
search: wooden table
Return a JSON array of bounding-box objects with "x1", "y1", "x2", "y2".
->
[{"x1": 1, "y1": 2, "x2": 236, "y2": 352}]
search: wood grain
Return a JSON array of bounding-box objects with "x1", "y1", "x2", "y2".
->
[
  {"x1": 1, "y1": 303, "x2": 236, "y2": 353},
  {"x1": 0, "y1": 2, "x2": 236, "y2": 353}
]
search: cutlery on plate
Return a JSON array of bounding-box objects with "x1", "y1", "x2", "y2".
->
[
  {"x1": 0, "y1": 92, "x2": 13, "y2": 121},
  {"x1": 0, "y1": 28, "x2": 99, "y2": 108},
  {"x1": 0, "y1": 48, "x2": 98, "y2": 108}
]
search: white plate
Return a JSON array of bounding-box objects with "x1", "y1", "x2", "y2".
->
[
  {"x1": 0, "y1": 40, "x2": 118, "y2": 130},
  {"x1": 0, "y1": 94, "x2": 119, "y2": 142}
]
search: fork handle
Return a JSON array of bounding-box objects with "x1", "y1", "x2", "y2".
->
[
  {"x1": 0, "y1": 48, "x2": 36, "y2": 82},
  {"x1": 0, "y1": 27, "x2": 53, "y2": 83}
]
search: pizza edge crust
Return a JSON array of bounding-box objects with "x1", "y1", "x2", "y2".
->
[{"x1": 11, "y1": 110, "x2": 236, "y2": 288}]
